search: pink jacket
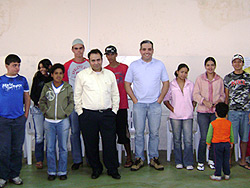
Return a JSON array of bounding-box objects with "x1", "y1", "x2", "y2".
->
[
  {"x1": 164, "y1": 78, "x2": 194, "y2": 119},
  {"x1": 193, "y1": 73, "x2": 225, "y2": 113}
]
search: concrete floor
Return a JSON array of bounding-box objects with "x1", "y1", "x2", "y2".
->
[{"x1": 5, "y1": 151, "x2": 250, "y2": 188}]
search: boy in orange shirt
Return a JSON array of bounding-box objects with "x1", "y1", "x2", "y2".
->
[{"x1": 206, "y1": 102, "x2": 234, "y2": 181}]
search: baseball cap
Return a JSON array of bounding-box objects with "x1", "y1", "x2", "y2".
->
[
  {"x1": 232, "y1": 54, "x2": 244, "y2": 63},
  {"x1": 104, "y1": 45, "x2": 117, "y2": 54},
  {"x1": 72, "y1": 38, "x2": 84, "y2": 47}
]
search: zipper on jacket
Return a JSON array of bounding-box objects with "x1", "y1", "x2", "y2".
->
[{"x1": 55, "y1": 93, "x2": 58, "y2": 120}]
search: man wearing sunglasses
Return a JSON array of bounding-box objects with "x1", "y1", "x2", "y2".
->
[{"x1": 63, "y1": 38, "x2": 90, "y2": 170}]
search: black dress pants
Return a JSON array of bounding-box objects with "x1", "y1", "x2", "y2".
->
[{"x1": 78, "y1": 109, "x2": 119, "y2": 173}]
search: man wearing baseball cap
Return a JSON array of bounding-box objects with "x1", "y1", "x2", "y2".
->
[
  {"x1": 63, "y1": 38, "x2": 90, "y2": 170},
  {"x1": 104, "y1": 45, "x2": 133, "y2": 168},
  {"x1": 224, "y1": 54, "x2": 250, "y2": 170}
]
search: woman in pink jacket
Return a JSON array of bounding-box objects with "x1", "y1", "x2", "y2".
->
[
  {"x1": 193, "y1": 57, "x2": 225, "y2": 171},
  {"x1": 164, "y1": 63, "x2": 196, "y2": 170}
]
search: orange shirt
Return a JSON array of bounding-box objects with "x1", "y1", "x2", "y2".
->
[{"x1": 206, "y1": 118, "x2": 234, "y2": 145}]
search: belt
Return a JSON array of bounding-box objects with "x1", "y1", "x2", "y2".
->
[{"x1": 83, "y1": 108, "x2": 112, "y2": 113}]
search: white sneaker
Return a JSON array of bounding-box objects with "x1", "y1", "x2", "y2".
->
[
  {"x1": 0, "y1": 179, "x2": 7, "y2": 188},
  {"x1": 210, "y1": 175, "x2": 222, "y2": 181},
  {"x1": 197, "y1": 163, "x2": 204, "y2": 171},
  {"x1": 208, "y1": 160, "x2": 215, "y2": 169},
  {"x1": 9, "y1": 177, "x2": 23, "y2": 185},
  {"x1": 224, "y1": 175, "x2": 230, "y2": 180},
  {"x1": 186, "y1": 165, "x2": 194, "y2": 170},
  {"x1": 176, "y1": 164, "x2": 183, "y2": 169}
]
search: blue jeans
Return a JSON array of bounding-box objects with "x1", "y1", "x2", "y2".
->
[
  {"x1": 0, "y1": 115, "x2": 26, "y2": 180},
  {"x1": 197, "y1": 112, "x2": 216, "y2": 163},
  {"x1": 31, "y1": 106, "x2": 45, "y2": 162},
  {"x1": 70, "y1": 110, "x2": 83, "y2": 163},
  {"x1": 44, "y1": 118, "x2": 70, "y2": 176},
  {"x1": 170, "y1": 119, "x2": 194, "y2": 166},
  {"x1": 228, "y1": 110, "x2": 250, "y2": 143},
  {"x1": 133, "y1": 102, "x2": 162, "y2": 161}
]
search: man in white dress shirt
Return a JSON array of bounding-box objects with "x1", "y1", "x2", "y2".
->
[{"x1": 74, "y1": 49, "x2": 121, "y2": 179}]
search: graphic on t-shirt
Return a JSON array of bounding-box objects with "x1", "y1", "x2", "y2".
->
[
  {"x1": 2, "y1": 83, "x2": 22, "y2": 91},
  {"x1": 114, "y1": 72, "x2": 125, "y2": 84}
]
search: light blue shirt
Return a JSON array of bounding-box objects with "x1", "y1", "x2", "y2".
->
[{"x1": 125, "y1": 58, "x2": 169, "y2": 103}]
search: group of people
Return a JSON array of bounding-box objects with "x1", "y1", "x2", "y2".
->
[{"x1": 0, "y1": 38, "x2": 250, "y2": 187}]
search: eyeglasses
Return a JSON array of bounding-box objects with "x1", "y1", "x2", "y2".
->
[{"x1": 73, "y1": 47, "x2": 83, "y2": 50}]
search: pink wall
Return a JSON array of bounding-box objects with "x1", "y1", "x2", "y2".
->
[{"x1": 1, "y1": 0, "x2": 250, "y2": 83}]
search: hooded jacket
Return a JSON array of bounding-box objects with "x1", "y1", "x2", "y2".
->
[{"x1": 39, "y1": 81, "x2": 74, "y2": 120}]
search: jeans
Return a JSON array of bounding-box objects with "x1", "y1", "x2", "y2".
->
[
  {"x1": 31, "y1": 106, "x2": 45, "y2": 162},
  {"x1": 0, "y1": 115, "x2": 26, "y2": 180},
  {"x1": 70, "y1": 110, "x2": 83, "y2": 163},
  {"x1": 228, "y1": 110, "x2": 250, "y2": 143},
  {"x1": 213, "y1": 142, "x2": 231, "y2": 176},
  {"x1": 133, "y1": 102, "x2": 162, "y2": 161},
  {"x1": 197, "y1": 112, "x2": 216, "y2": 163},
  {"x1": 44, "y1": 118, "x2": 70, "y2": 176},
  {"x1": 170, "y1": 119, "x2": 194, "y2": 166}
]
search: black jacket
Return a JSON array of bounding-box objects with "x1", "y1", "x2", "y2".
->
[{"x1": 30, "y1": 71, "x2": 52, "y2": 106}]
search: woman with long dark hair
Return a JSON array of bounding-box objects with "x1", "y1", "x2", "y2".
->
[{"x1": 30, "y1": 59, "x2": 52, "y2": 169}]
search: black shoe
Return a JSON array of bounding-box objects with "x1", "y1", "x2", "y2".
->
[
  {"x1": 108, "y1": 172, "x2": 121, "y2": 179},
  {"x1": 48, "y1": 175, "x2": 56, "y2": 181},
  {"x1": 59, "y1": 175, "x2": 67, "y2": 180},
  {"x1": 91, "y1": 170, "x2": 102, "y2": 179},
  {"x1": 71, "y1": 162, "x2": 83, "y2": 170}
]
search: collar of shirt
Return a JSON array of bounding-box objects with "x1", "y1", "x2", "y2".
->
[
  {"x1": 140, "y1": 58, "x2": 154, "y2": 64},
  {"x1": 86, "y1": 67, "x2": 105, "y2": 75}
]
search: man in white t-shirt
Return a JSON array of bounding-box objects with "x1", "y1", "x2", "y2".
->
[{"x1": 63, "y1": 38, "x2": 90, "y2": 170}]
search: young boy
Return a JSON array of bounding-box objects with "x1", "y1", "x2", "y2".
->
[
  {"x1": 39, "y1": 63, "x2": 74, "y2": 181},
  {"x1": 206, "y1": 102, "x2": 234, "y2": 181},
  {"x1": 104, "y1": 45, "x2": 133, "y2": 168},
  {"x1": 0, "y1": 54, "x2": 30, "y2": 188}
]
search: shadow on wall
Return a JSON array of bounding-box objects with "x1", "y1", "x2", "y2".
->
[{"x1": 197, "y1": 0, "x2": 250, "y2": 29}]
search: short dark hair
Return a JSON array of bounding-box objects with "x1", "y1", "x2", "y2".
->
[
  {"x1": 174, "y1": 63, "x2": 189, "y2": 77},
  {"x1": 5, "y1": 54, "x2": 21, "y2": 65},
  {"x1": 140, "y1": 40, "x2": 154, "y2": 49},
  {"x1": 88, "y1": 49, "x2": 103, "y2": 59},
  {"x1": 50, "y1": 63, "x2": 65, "y2": 74},
  {"x1": 204, "y1": 57, "x2": 216, "y2": 66},
  {"x1": 38, "y1": 59, "x2": 52, "y2": 70},
  {"x1": 215, "y1": 102, "x2": 229, "y2": 118}
]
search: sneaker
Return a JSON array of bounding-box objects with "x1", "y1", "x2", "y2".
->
[
  {"x1": 224, "y1": 175, "x2": 230, "y2": 180},
  {"x1": 71, "y1": 162, "x2": 83, "y2": 170},
  {"x1": 186, "y1": 165, "x2": 194, "y2": 170},
  {"x1": 0, "y1": 179, "x2": 7, "y2": 188},
  {"x1": 210, "y1": 175, "x2": 222, "y2": 181},
  {"x1": 197, "y1": 163, "x2": 204, "y2": 171},
  {"x1": 9, "y1": 177, "x2": 23, "y2": 185},
  {"x1": 149, "y1": 157, "x2": 164, "y2": 170},
  {"x1": 131, "y1": 158, "x2": 144, "y2": 171},
  {"x1": 208, "y1": 160, "x2": 215, "y2": 169},
  {"x1": 176, "y1": 164, "x2": 183, "y2": 169}
]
